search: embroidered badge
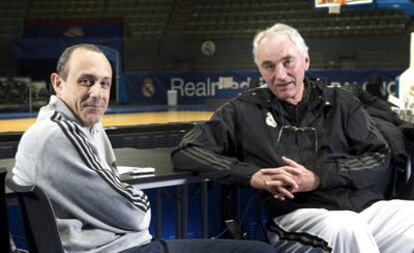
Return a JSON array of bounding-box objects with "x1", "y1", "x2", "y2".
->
[{"x1": 266, "y1": 112, "x2": 277, "y2": 128}]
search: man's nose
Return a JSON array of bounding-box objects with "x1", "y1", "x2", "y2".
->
[
  {"x1": 89, "y1": 83, "x2": 104, "y2": 97},
  {"x1": 274, "y1": 65, "x2": 287, "y2": 80}
]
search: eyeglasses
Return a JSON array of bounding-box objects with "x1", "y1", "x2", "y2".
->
[{"x1": 276, "y1": 125, "x2": 318, "y2": 153}]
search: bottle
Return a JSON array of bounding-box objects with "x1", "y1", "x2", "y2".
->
[{"x1": 398, "y1": 32, "x2": 414, "y2": 113}]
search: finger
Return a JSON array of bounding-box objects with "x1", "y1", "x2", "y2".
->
[
  {"x1": 274, "y1": 194, "x2": 285, "y2": 201},
  {"x1": 260, "y1": 168, "x2": 281, "y2": 174},
  {"x1": 267, "y1": 185, "x2": 294, "y2": 200},
  {"x1": 278, "y1": 166, "x2": 301, "y2": 176},
  {"x1": 265, "y1": 180, "x2": 284, "y2": 187},
  {"x1": 261, "y1": 167, "x2": 293, "y2": 176},
  {"x1": 266, "y1": 179, "x2": 297, "y2": 190},
  {"x1": 282, "y1": 156, "x2": 300, "y2": 167},
  {"x1": 266, "y1": 175, "x2": 298, "y2": 189},
  {"x1": 274, "y1": 186, "x2": 295, "y2": 200}
]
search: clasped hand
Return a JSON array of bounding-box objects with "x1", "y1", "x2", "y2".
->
[{"x1": 250, "y1": 156, "x2": 320, "y2": 201}]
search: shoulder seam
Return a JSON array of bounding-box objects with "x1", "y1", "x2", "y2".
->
[{"x1": 50, "y1": 111, "x2": 150, "y2": 212}]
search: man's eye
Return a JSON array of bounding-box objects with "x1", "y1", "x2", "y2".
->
[
  {"x1": 101, "y1": 81, "x2": 111, "y2": 89},
  {"x1": 80, "y1": 79, "x2": 94, "y2": 86},
  {"x1": 263, "y1": 64, "x2": 274, "y2": 71},
  {"x1": 285, "y1": 59, "x2": 295, "y2": 67}
]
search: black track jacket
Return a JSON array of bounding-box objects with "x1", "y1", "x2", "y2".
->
[{"x1": 172, "y1": 79, "x2": 391, "y2": 217}]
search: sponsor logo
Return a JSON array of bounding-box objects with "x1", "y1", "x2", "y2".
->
[
  {"x1": 63, "y1": 26, "x2": 84, "y2": 37},
  {"x1": 142, "y1": 78, "x2": 155, "y2": 97},
  {"x1": 201, "y1": 41, "x2": 216, "y2": 56},
  {"x1": 170, "y1": 76, "x2": 266, "y2": 97},
  {"x1": 266, "y1": 112, "x2": 277, "y2": 128},
  {"x1": 329, "y1": 80, "x2": 396, "y2": 96}
]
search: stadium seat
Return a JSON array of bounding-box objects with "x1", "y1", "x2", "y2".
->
[
  {"x1": 0, "y1": 167, "x2": 11, "y2": 253},
  {"x1": 6, "y1": 176, "x2": 64, "y2": 253}
]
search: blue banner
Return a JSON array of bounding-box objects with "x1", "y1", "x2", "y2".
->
[
  {"x1": 12, "y1": 37, "x2": 123, "y2": 59},
  {"x1": 123, "y1": 69, "x2": 402, "y2": 105},
  {"x1": 12, "y1": 37, "x2": 127, "y2": 104},
  {"x1": 124, "y1": 71, "x2": 257, "y2": 105}
]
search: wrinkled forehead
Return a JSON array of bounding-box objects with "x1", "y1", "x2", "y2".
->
[
  {"x1": 259, "y1": 36, "x2": 298, "y2": 56},
  {"x1": 68, "y1": 49, "x2": 112, "y2": 78},
  {"x1": 262, "y1": 34, "x2": 295, "y2": 50}
]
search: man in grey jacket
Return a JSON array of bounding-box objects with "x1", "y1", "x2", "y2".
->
[{"x1": 8, "y1": 44, "x2": 276, "y2": 253}]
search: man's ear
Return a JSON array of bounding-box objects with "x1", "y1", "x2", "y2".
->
[
  {"x1": 50, "y1": 73, "x2": 63, "y2": 96},
  {"x1": 304, "y1": 56, "x2": 310, "y2": 71}
]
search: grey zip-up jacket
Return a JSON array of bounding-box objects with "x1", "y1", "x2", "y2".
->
[{"x1": 10, "y1": 96, "x2": 152, "y2": 253}]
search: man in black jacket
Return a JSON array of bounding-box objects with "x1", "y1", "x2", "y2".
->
[{"x1": 172, "y1": 23, "x2": 414, "y2": 252}]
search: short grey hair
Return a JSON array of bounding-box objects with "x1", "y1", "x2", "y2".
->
[
  {"x1": 252, "y1": 23, "x2": 309, "y2": 64},
  {"x1": 56, "y1": 44, "x2": 103, "y2": 80}
]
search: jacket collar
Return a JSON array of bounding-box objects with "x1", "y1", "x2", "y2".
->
[
  {"x1": 46, "y1": 95, "x2": 101, "y2": 133},
  {"x1": 237, "y1": 78, "x2": 331, "y2": 110}
]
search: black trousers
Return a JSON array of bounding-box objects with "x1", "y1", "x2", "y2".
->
[{"x1": 120, "y1": 239, "x2": 276, "y2": 253}]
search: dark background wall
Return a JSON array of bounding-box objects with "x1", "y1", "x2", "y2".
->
[
  {"x1": 123, "y1": 35, "x2": 410, "y2": 71},
  {"x1": 1, "y1": 35, "x2": 410, "y2": 75},
  {"x1": 0, "y1": 0, "x2": 412, "y2": 75}
]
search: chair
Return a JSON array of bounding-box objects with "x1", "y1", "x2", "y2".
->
[
  {"x1": 5, "y1": 176, "x2": 64, "y2": 253},
  {"x1": 396, "y1": 151, "x2": 414, "y2": 200},
  {"x1": 0, "y1": 167, "x2": 11, "y2": 253}
]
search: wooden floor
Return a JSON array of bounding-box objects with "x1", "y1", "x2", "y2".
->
[{"x1": 0, "y1": 111, "x2": 213, "y2": 133}]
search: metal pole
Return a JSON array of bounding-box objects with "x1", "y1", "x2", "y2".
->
[
  {"x1": 28, "y1": 84, "x2": 32, "y2": 113},
  {"x1": 201, "y1": 181, "x2": 208, "y2": 238}
]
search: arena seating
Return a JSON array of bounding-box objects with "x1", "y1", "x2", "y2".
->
[
  {"x1": 0, "y1": 1, "x2": 26, "y2": 40},
  {"x1": 0, "y1": 0, "x2": 174, "y2": 41},
  {"x1": 0, "y1": 0, "x2": 410, "y2": 42},
  {"x1": 0, "y1": 77, "x2": 48, "y2": 112},
  {"x1": 186, "y1": 0, "x2": 409, "y2": 39},
  {"x1": 0, "y1": 0, "x2": 411, "y2": 85}
]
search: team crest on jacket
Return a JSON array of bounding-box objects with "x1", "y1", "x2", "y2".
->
[{"x1": 266, "y1": 112, "x2": 277, "y2": 128}]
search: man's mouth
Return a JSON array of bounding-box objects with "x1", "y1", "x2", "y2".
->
[
  {"x1": 275, "y1": 81, "x2": 294, "y2": 87},
  {"x1": 84, "y1": 104, "x2": 105, "y2": 110}
]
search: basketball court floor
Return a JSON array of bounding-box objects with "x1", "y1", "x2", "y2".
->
[{"x1": 0, "y1": 105, "x2": 214, "y2": 133}]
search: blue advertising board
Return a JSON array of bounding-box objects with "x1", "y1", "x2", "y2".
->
[{"x1": 123, "y1": 69, "x2": 402, "y2": 105}]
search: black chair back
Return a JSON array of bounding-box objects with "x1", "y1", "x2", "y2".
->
[
  {"x1": 0, "y1": 167, "x2": 11, "y2": 253},
  {"x1": 6, "y1": 176, "x2": 64, "y2": 253},
  {"x1": 397, "y1": 151, "x2": 414, "y2": 200}
]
